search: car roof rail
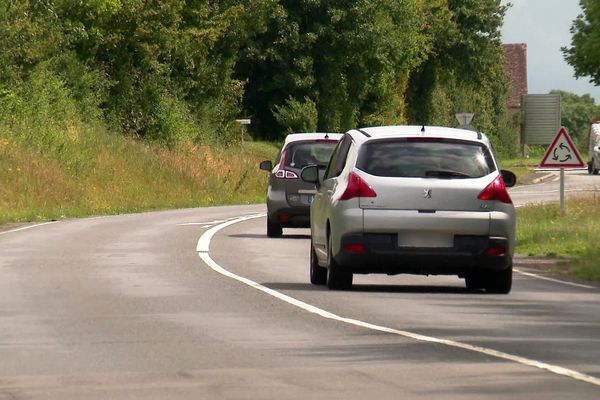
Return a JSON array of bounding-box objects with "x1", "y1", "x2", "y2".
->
[{"x1": 357, "y1": 129, "x2": 371, "y2": 138}]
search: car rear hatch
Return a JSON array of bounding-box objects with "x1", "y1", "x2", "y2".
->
[
  {"x1": 354, "y1": 138, "x2": 499, "y2": 246},
  {"x1": 276, "y1": 138, "x2": 339, "y2": 207}
]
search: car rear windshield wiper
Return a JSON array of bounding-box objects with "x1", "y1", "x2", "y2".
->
[{"x1": 424, "y1": 170, "x2": 471, "y2": 179}]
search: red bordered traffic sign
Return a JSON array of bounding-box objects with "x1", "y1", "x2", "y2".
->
[{"x1": 539, "y1": 127, "x2": 585, "y2": 168}]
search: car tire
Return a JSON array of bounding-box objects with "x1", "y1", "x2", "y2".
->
[
  {"x1": 465, "y1": 272, "x2": 485, "y2": 291},
  {"x1": 326, "y1": 234, "x2": 352, "y2": 290},
  {"x1": 266, "y1": 217, "x2": 282, "y2": 238},
  {"x1": 484, "y1": 266, "x2": 512, "y2": 294},
  {"x1": 588, "y1": 161, "x2": 594, "y2": 175},
  {"x1": 310, "y1": 241, "x2": 327, "y2": 285}
]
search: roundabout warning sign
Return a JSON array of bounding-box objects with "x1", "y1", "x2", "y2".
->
[{"x1": 539, "y1": 127, "x2": 585, "y2": 168}]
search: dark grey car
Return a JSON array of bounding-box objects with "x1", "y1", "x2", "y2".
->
[{"x1": 260, "y1": 133, "x2": 342, "y2": 237}]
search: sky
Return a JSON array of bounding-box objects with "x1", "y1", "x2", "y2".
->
[{"x1": 501, "y1": 0, "x2": 600, "y2": 102}]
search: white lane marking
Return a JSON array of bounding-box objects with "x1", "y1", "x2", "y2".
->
[
  {"x1": 197, "y1": 214, "x2": 600, "y2": 387},
  {"x1": 514, "y1": 268, "x2": 596, "y2": 290},
  {"x1": 0, "y1": 221, "x2": 60, "y2": 236},
  {"x1": 179, "y1": 218, "x2": 243, "y2": 227}
]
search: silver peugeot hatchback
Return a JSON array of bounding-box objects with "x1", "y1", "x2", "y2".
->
[
  {"x1": 260, "y1": 133, "x2": 342, "y2": 237},
  {"x1": 301, "y1": 126, "x2": 516, "y2": 293}
]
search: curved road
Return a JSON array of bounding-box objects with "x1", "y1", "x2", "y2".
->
[{"x1": 0, "y1": 174, "x2": 599, "y2": 399}]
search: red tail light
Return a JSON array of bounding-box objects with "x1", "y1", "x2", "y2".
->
[
  {"x1": 485, "y1": 246, "x2": 506, "y2": 256},
  {"x1": 344, "y1": 243, "x2": 367, "y2": 253},
  {"x1": 339, "y1": 172, "x2": 377, "y2": 200},
  {"x1": 478, "y1": 176, "x2": 512, "y2": 204}
]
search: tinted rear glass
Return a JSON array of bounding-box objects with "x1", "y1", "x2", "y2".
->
[
  {"x1": 285, "y1": 141, "x2": 338, "y2": 169},
  {"x1": 356, "y1": 139, "x2": 496, "y2": 178}
]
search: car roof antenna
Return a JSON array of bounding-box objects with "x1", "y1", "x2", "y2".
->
[
  {"x1": 421, "y1": 125, "x2": 425, "y2": 136},
  {"x1": 324, "y1": 133, "x2": 329, "y2": 139}
]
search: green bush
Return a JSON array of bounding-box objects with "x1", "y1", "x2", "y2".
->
[{"x1": 273, "y1": 96, "x2": 318, "y2": 135}]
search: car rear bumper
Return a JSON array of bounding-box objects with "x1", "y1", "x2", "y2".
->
[
  {"x1": 335, "y1": 232, "x2": 512, "y2": 275},
  {"x1": 267, "y1": 207, "x2": 311, "y2": 228}
]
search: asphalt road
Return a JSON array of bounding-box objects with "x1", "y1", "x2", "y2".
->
[
  {"x1": 1, "y1": 174, "x2": 599, "y2": 399},
  {"x1": 509, "y1": 168, "x2": 600, "y2": 207}
]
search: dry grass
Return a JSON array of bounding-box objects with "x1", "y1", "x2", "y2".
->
[{"x1": 0, "y1": 124, "x2": 278, "y2": 224}]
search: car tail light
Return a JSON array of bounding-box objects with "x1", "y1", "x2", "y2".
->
[
  {"x1": 278, "y1": 213, "x2": 290, "y2": 222},
  {"x1": 478, "y1": 175, "x2": 512, "y2": 204},
  {"x1": 485, "y1": 246, "x2": 506, "y2": 256},
  {"x1": 344, "y1": 243, "x2": 367, "y2": 253},
  {"x1": 339, "y1": 172, "x2": 377, "y2": 201},
  {"x1": 274, "y1": 169, "x2": 299, "y2": 179}
]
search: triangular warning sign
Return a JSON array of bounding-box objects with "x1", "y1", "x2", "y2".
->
[{"x1": 540, "y1": 127, "x2": 585, "y2": 168}]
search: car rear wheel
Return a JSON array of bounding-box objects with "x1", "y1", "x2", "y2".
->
[
  {"x1": 484, "y1": 266, "x2": 512, "y2": 294},
  {"x1": 326, "y1": 234, "x2": 352, "y2": 290},
  {"x1": 465, "y1": 272, "x2": 485, "y2": 291},
  {"x1": 266, "y1": 217, "x2": 282, "y2": 238},
  {"x1": 310, "y1": 241, "x2": 327, "y2": 285}
]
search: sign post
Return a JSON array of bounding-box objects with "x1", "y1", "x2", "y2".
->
[
  {"x1": 539, "y1": 127, "x2": 585, "y2": 216},
  {"x1": 236, "y1": 119, "x2": 251, "y2": 150}
]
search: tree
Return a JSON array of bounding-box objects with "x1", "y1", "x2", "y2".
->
[
  {"x1": 562, "y1": 0, "x2": 600, "y2": 86},
  {"x1": 236, "y1": 0, "x2": 428, "y2": 139},
  {"x1": 551, "y1": 90, "x2": 600, "y2": 146},
  {"x1": 406, "y1": 0, "x2": 508, "y2": 127}
]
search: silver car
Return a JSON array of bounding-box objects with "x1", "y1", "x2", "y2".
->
[
  {"x1": 260, "y1": 133, "x2": 342, "y2": 237},
  {"x1": 301, "y1": 126, "x2": 516, "y2": 293}
]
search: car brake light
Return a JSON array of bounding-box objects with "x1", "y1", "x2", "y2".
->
[
  {"x1": 339, "y1": 172, "x2": 377, "y2": 200},
  {"x1": 274, "y1": 169, "x2": 299, "y2": 179},
  {"x1": 478, "y1": 176, "x2": 512, "y2": 204},
  {"x1": 485, "y1": 246, "x2": 506, "y2": 256},
  {"x1": 344, "y1": 243, "x2": 367, "y2": 253},
  {"x1": 278, "y1": 213, "x2": 290, "y2": 222}
]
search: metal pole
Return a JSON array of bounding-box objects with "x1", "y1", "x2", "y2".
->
[{"x1": 560, "y1": 168, "x2": 565, "y2": 216}]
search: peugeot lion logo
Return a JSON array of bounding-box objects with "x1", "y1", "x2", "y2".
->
[{"x1": 423, "y1": 189, "x2": 432, "y2": 199}]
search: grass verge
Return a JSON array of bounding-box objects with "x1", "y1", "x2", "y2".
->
[
  {"x1": 0, "y1": 123, "x2": 278, "y2": 224},
  {"x1": 516, "y1": 196, "x2": 600, "y2": 282}
]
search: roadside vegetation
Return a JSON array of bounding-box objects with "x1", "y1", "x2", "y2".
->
[
  {"x1": 516, "y1": 196, "x2": 600, "y2": 282},
  {"x1": 0, "y1": 124, "x2": 278, "y2": 224}
]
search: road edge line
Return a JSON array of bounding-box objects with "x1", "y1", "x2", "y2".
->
[
  {"x1": 197, "y1": 214, "x2": 600, "y2": 388},
  {"x1": 0, "y1": 221, "x2": 60, "y2": 236}
]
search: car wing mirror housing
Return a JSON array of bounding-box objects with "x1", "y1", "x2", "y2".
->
[
  {"x1": 301, "y1": 165, "x2": 321, "y2": 187},
  {"x1": 501, "y1": 169, "x2": 517, "y2": 188},
  {"x1": 259, "y1": 160, "x2": 273, "y2": 171}
]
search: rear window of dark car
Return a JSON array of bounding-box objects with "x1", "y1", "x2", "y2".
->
[
  {"x1": 284, "y1": 140, "x2": 339, "y2": 169},
  {"x1": 356, "y1": 138, "x2": 496, "y2": 178}
]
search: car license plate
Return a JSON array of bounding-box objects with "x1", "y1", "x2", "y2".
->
[{"x1": 398, "y1": 232, "x2": 453, "y2": 248}]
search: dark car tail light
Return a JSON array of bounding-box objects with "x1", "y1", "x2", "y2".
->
[
  {"x1": 339, "y1": 172, "x2": 377, "y2": 200},
  {"x1": 478, "y1": 175, "x2": 512, "y2": 204},
  {"x1": 344, "y1": 243, "x2": 367, "y2": 253},
  {"x1": 485, "y1": 246, "x2": 506, "y2": 256}
]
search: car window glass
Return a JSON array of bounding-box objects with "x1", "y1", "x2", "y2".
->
[
  {"x1": 324, "y1": 134, "x2": 352, "y2": 179},
  {"x1": 356, "y1": 139, "x2": 496, "y2": 178},
  {"x1": 284, "y1": 141, "x2": 338, "y2": 169}
]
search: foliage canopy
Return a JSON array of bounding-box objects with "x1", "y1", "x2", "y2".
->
[
  {"x1": 0, "y1": 0, "x2": 514, "y2": 153},
  {"x1": 563, "y1": 0, "x2": 600, "y2": 87}
]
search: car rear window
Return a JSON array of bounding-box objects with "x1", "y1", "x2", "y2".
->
[
  {"x1": 284, "y1": 140, "x2": 339, "y2": 169},
  {"x1": 356, "y1": 138, "x2": 496, "y2": 178}
]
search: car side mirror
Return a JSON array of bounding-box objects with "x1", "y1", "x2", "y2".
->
[
  {"x1": 301, "y1": 165, "x2": 320, "y2": 187},
  {"x1": 259, "y1": 160, "x2": 273, "y2": 171},
  {"x1": 501, "y1": 170, "x2": 517, "y2": 188}
]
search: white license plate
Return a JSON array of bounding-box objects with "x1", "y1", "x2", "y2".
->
[{"x1": 398, "y1": 232, "x2": 453, "y2": 248}]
